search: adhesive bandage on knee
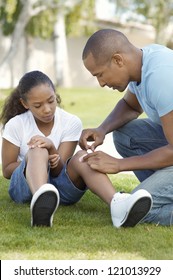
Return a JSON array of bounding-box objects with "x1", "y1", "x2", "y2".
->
[{"x1": 79, "y1": 149, "x2": 93, "y2": 162}]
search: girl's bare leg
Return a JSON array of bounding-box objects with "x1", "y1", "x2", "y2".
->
[
  {"x1": 67, "y1": 150, "x2": 116, "y2": 204},
  {"x1": 67, "y1": 150, "x2": 153, "y2": 228},
  {"x1": 26, "y1": 147, "x2": 59, "y2": 227},
  {"x1": 25, "y1": 147, "x2": 49, "y2": 194}
]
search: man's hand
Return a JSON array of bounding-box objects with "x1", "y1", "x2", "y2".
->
[
  {"x1": 82, "y1": 150, "x2": 120, "y2": 174},
  {"x1": 79, "y1": 128, "x2": 105, "y2": 151}
]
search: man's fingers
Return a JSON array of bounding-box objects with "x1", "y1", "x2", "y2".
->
[{"x1": 79, "y1": 154, "x2": 87, "y2": 162}]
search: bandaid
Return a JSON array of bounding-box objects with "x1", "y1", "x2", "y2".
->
[
  {"x1": 79, "y1": 149, "x2": 93, "y2": 162},
  {"x1": 79, "y1": 153, "x2": 88, "y2": 162},
  {"x1": 87, "y1": 149, "x2": 93, "y2": 154}
]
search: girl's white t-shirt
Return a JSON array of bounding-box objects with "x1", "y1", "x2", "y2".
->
[{"x1": 2, "y1": 107, "x2": 82, "y2": 161}]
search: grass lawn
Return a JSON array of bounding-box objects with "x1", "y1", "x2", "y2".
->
[{"x1": 0, "y1": 87, "x2": 173, "y2": 260}]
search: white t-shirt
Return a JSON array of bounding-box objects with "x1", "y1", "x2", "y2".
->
[{"x1": 2, "y1": 107, "x2": 82, "y2": 161}]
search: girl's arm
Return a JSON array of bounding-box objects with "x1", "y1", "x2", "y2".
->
[
  {"x1": 27, "y1": 135, "x2": 78, "y2": 177},
  {"x1": 1, "y1": 139, "x2": 20, "y2": 179},
  {"x1": 50, "y1": 141, "x2": 78, "y2": 177}
]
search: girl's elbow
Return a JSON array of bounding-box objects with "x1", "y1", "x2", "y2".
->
[{"x1": 2, "y1": 169, "x2": 11, "y2": 179}]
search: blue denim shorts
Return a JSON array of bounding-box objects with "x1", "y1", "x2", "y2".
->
[{"x1": 9, "y1": 159, "x2": 87, "y2": 205}]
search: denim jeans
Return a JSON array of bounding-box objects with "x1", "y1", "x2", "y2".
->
[
  {"x1": 9, "y1": 158, "x2": 86, "y2": 205},
  {"x1": 113, "y1": 118, "x2": 173, "y2": 226}
]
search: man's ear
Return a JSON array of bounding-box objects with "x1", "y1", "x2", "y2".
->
[
  {"x1": 20, "y1": 98, "x2": 29, "y2": 109},
  {"x1": 112, "y1": 53, "x2": 124, "y2": 67}
]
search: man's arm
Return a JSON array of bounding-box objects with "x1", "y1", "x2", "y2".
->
[
  {"x1": 83, "y1": 110, "x2": 173, "y2": 174},
  {"x1": 98, "y1": 89, "x2": 143, "y2": 135},
  {"x1": 121, "y1": 110, "x2": 173, "y2": 171},
  {"x1": 79, "y1": 89, "x2": 143, "y2": 150}
]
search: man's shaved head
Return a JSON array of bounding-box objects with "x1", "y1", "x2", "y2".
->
[{"x1": 82, "y1": 29, "x2": 131, "y2": 65}]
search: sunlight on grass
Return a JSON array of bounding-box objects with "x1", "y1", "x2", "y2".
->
[{"x1": 1, "y1": 250, "x2": 145, "y2": 260}]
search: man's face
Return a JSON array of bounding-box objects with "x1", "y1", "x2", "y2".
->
[{"x1": 83, "y1": 52, "x2": 130, "y2": 92}]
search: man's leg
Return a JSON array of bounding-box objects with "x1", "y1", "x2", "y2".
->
[
  {"x1": 113, "y1": 118, "x2": 168, "y2": 182},
  {"x1": 113, "y1": 118, "x2": 173, "y2": 225},
  {"x1": 132, "y1": 166, "x2": 173, "y2": 226}
]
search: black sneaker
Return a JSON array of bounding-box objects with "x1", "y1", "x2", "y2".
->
[
  {"x1": 30, "y1": 184, "x2": 60, "y2": 227},
  {"x1": 111, "y1": 189, "x2": 152, "y2": 228}
]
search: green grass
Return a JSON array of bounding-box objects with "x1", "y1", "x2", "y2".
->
[
  {"x1": 1, "y1": 174, "x2": 173, "y2": 260},
  {"x1": 0, "y1": 87, "x2": 173, "y2": 260},
  {"x1": 59, "y1": 87, "x2": 122, "y2": 127}
]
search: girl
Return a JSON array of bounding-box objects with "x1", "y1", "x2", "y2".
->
[{"x1": 0, "y1": 71, "x2": 152, "y2": 228}]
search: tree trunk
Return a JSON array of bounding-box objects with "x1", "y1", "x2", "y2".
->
[
  {"x1": 53, "y1": 10, "x2": 71, "y2": 87},
  {"x1": 0, "y1": 0, "x2": 32, "y2": 67},
  {"x1": 24, "y1": 34, "x2": 34, "y2": 73},
  {"x1": 0, "y1": 0, "x2": 33, "y2": 87}
]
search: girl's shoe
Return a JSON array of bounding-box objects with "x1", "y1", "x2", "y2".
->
[
  {"x1": 30, "y1": 184, "x2": 60, "y2": 227},
  {"x1": 110, "y1": 190, "x2": 152, "y2": 228}
]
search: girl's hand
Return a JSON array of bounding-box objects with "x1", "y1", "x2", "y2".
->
[
  {"x1": 49, "y1": 154, "x2": 61, "y2": 169},
  {"x1": 27, "y1": 135, "x2": 53, "y2": 150}
]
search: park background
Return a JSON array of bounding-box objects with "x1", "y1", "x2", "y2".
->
[{"x1": 0, "y1": 0, "x2": 173, "y2": 260}]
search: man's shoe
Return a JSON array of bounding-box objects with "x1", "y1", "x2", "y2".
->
[
  {"x1": 110, "y1": 189, "x2": 152, "y2": 228},
  {"x1": 30, "y1": 184, "x2": 60, "y2": 227}
]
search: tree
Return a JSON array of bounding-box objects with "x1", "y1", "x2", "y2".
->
[
  {"x1": 53, "y1": 0, "x2": 95, "y2": 86},
  {"x1": 132, "y1": 0, "x2": 173, "y2": 45},
  {"x1": 0, "y1": 0, "x2": 96, "y2": 87},
  {"x1": 113, "y1": 0, "x2": 173, "y2": 45},
  {"x1": 0, "y1": 0, "x2": 57, "y2": 86},
  {"x1": 0, "y1": 0, "x2": 54, "y2": 66}
]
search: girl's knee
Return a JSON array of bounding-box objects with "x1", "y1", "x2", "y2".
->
[
  {"x1": 27, "y1": 147, "x2": 49, "y2": 160},
  {"x1": 73, "y1": 150, "x2": 88, "y2": 160},
  {"x1": 68, "y1": 150, "x2": 88, "y2": 168}
]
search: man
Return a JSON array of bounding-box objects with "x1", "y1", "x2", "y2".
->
[{"x1": 79, "y1": 28, "x2": 173, "y2": 226}]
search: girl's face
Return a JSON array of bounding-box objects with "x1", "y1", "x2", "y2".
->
[{"x1": 21, "y1": 83, "x2": 57, "y2": 124}]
